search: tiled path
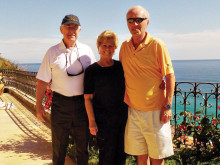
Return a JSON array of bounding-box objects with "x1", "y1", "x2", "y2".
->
[{"x1": 0, "y1": 93, "x2": 74, "y2": 165}]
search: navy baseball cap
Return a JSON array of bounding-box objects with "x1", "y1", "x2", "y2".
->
[{"x1": 61, "y1": 14, "x2": 81, "y2": 26}]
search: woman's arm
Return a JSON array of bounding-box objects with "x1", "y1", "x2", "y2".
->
[{"x1": 84, "y1": 94, "x2": 98, "y2": 135}]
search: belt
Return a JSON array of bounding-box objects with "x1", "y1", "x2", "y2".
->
[{"x1": 53, "y1": 92, "x2": 84, "y2": 101}]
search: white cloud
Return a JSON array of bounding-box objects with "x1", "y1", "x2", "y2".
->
[
  {"x1": 0, "y1": 38, "x2": 60, "y2": 63},
  {"x1": 0, "y1": 29, "x2": 220, "y2": 63},
  {"x1": 153, "y1": 29, "x2": 220, "y2": 60}
]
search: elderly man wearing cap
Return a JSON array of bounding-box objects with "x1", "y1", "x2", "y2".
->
[{"x1": 36, "y1": 14, "x2": 96, "y2": 165}]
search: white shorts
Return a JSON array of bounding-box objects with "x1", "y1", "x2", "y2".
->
[{"x1": 124, "y1": 106, "x2": 174, "y2": 159}]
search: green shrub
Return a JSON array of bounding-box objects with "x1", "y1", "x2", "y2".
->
[
  {"x1": 172, "y1": 109, "x2": 220, "y2": 164},
  {"x1": 0, "y1": 56, "x2": 18, "y2": 69}
]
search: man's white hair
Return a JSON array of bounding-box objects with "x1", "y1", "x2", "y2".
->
[{"x1": 127, "y1": 5, "x2": 150, "y2": 19}]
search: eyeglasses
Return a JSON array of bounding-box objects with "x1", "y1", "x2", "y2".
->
[
  {"x1": 65, "y1": 46, "x2": 84, "y2": 76},
  {"x1": 63, "y1": 24, "x2": 79, "y2": 31},
  {"x1": 127, "y1": 18, "x2": 147, "y2": 23}
]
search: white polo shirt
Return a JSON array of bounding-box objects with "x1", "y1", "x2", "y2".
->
[{"x1": 36, "y1": 40, "x2": 96, "y2": 96}]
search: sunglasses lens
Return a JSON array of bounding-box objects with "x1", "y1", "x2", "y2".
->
[
  {"x1": 127, "y1": 18, "x2": 134, "y2": 23},
  {"x1": 136, "y1": 18, "x2": 143, "y2": 23},
  {"x1": 127, "y1": 18, "x2": 147, "y2": 23}
]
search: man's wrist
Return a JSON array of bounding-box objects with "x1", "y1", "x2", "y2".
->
[{"x1": 163, "y1": 104, "x2": 172, "y2": 109}]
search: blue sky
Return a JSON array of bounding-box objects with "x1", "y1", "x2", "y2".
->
[{"x1": 0, "y1": 0, "x2": 220, "y2": 63}]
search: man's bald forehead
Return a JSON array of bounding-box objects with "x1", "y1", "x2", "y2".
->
[{"x1": 126, "y1": 5, "x2": 149, "y2": 18}]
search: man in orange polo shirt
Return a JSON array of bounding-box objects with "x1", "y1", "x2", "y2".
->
[{"x1": 119, "y1": 6, "x2": 175, "y2": 165}]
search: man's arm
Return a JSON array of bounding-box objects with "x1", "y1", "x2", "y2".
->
[
  {"x1": 160, "y1": 73, "x2": 175, "y2": 124},
  {"x1": 36, "y1": 79, "x2": 48, "y2": 122}
]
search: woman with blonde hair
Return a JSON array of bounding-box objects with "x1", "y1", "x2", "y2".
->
[{"x1": 84, "y1": 30, "x2": 127, "y2": 165}]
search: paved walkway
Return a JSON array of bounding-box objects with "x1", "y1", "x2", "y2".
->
[{"x1": 0, "y1": 93, "x2": 74, "y2": 165}]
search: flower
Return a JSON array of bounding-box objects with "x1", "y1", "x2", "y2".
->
[
  {"x1": 44, "y1": 103, "x2": 51, "y2": 109},
  {"x1": 173, "y1": 110, "x2": 220, "y2": 163},
  {"x1": 179, "y1": 125, "x2": 187, "y2": 131},
  {"x1": 44, "y1": 84, "x2": 53, "y2": 110},
  {"x1": 211, "y1": 120, "x2": 216, "y2": 125},
  {"x1": 45, "y1": 90, "x2": 52, "y2": 97}
]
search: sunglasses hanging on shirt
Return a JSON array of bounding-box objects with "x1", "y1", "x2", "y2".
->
[{"x1": 65, "y1": 46, "x2": 84, "y2": 76}]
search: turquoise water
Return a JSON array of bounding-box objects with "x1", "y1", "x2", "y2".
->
[{"x1": 19, "y1": 59, "x2": 220, "y2": 123}]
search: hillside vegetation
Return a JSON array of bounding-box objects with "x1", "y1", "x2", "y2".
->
[{"x1": 0, "y1": 56, "x2": 18, "y2": 69}]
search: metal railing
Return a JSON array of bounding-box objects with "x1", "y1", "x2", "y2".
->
[
  {"x1": 173, "y1": 82, "x2": 220, "y2": 127},
  {"x1": 1, "y1": 69, "x2": 37, "y2": 98},
  {"x1": 1, "y1": 69, "x2": 219, "y2": 132}
]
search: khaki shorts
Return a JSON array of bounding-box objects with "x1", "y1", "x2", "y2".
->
[{"x1": 125, "y1": 106, "x2": 174, "y2": 159}]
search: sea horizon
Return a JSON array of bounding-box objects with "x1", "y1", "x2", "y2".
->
[{"x1": 18, "y1": 59, "x2": 220, "y2": 83}]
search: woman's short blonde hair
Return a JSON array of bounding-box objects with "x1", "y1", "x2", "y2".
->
[{"x1": 97, "y1": 30, "x2": 119, "y2": 48}]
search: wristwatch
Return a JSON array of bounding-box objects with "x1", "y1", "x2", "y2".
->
[{"x1": 164, "y1": 104, "x2": 172, "y2": 109}]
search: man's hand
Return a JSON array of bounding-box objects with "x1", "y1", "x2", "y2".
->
[
  {"x1": 159, "y1": 80, "x2": 166, "y2": 90},
  {"x1": 160, "y1": 106, "x2": 172, "y2": 124},
  {"x1": 36, "y1": 103, "x2": 46, "y2": 122}
]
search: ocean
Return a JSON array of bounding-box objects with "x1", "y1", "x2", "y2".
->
[
  {"x1": 19, "y1": 63, "x2": 41, "y2": 73},
  {"x1": 19, "y1": 59, "x2": 220, "y2": 82},
  {"x1": 19, "y1": 59, "x2": 220, "y2": 122}
]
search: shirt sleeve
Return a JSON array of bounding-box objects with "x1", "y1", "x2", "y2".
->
[
  {"x1": 157, "y1": 41, "x2": 174, "y2": 77},
  {"x1": 36, "y1": 49, "x2": 52, "y2": 83},
  {"x1": 84, "y1": 66, "x2": 95, "y2": 94}
]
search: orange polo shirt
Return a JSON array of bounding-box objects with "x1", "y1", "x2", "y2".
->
[{"x1": 119, "y1": 33, "x2": 174, "y2": 111}]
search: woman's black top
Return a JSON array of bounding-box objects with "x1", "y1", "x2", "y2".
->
[{"x1": 84, "y1": 60, "x2": 127, "y2": 126}]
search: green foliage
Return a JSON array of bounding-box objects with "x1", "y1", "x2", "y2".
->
[
  {"x1": 126, "y1": 155, "x2": 137, "y2": 165},
  {"x1": 0, "y1": 56, "x2": 18, "y2": 69},
  {"x1": 67, "y1": 136, "x2": 77, "y2": 163},
  {"x1": 0, "y1": 75, "x2": 5, "y2": 84},
  {"x1": 88, "y1": 146, "x2": 99, "y2": 164},
  {"x1": 172, "y1": 109, "x2": 220, "y2": 164}
]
